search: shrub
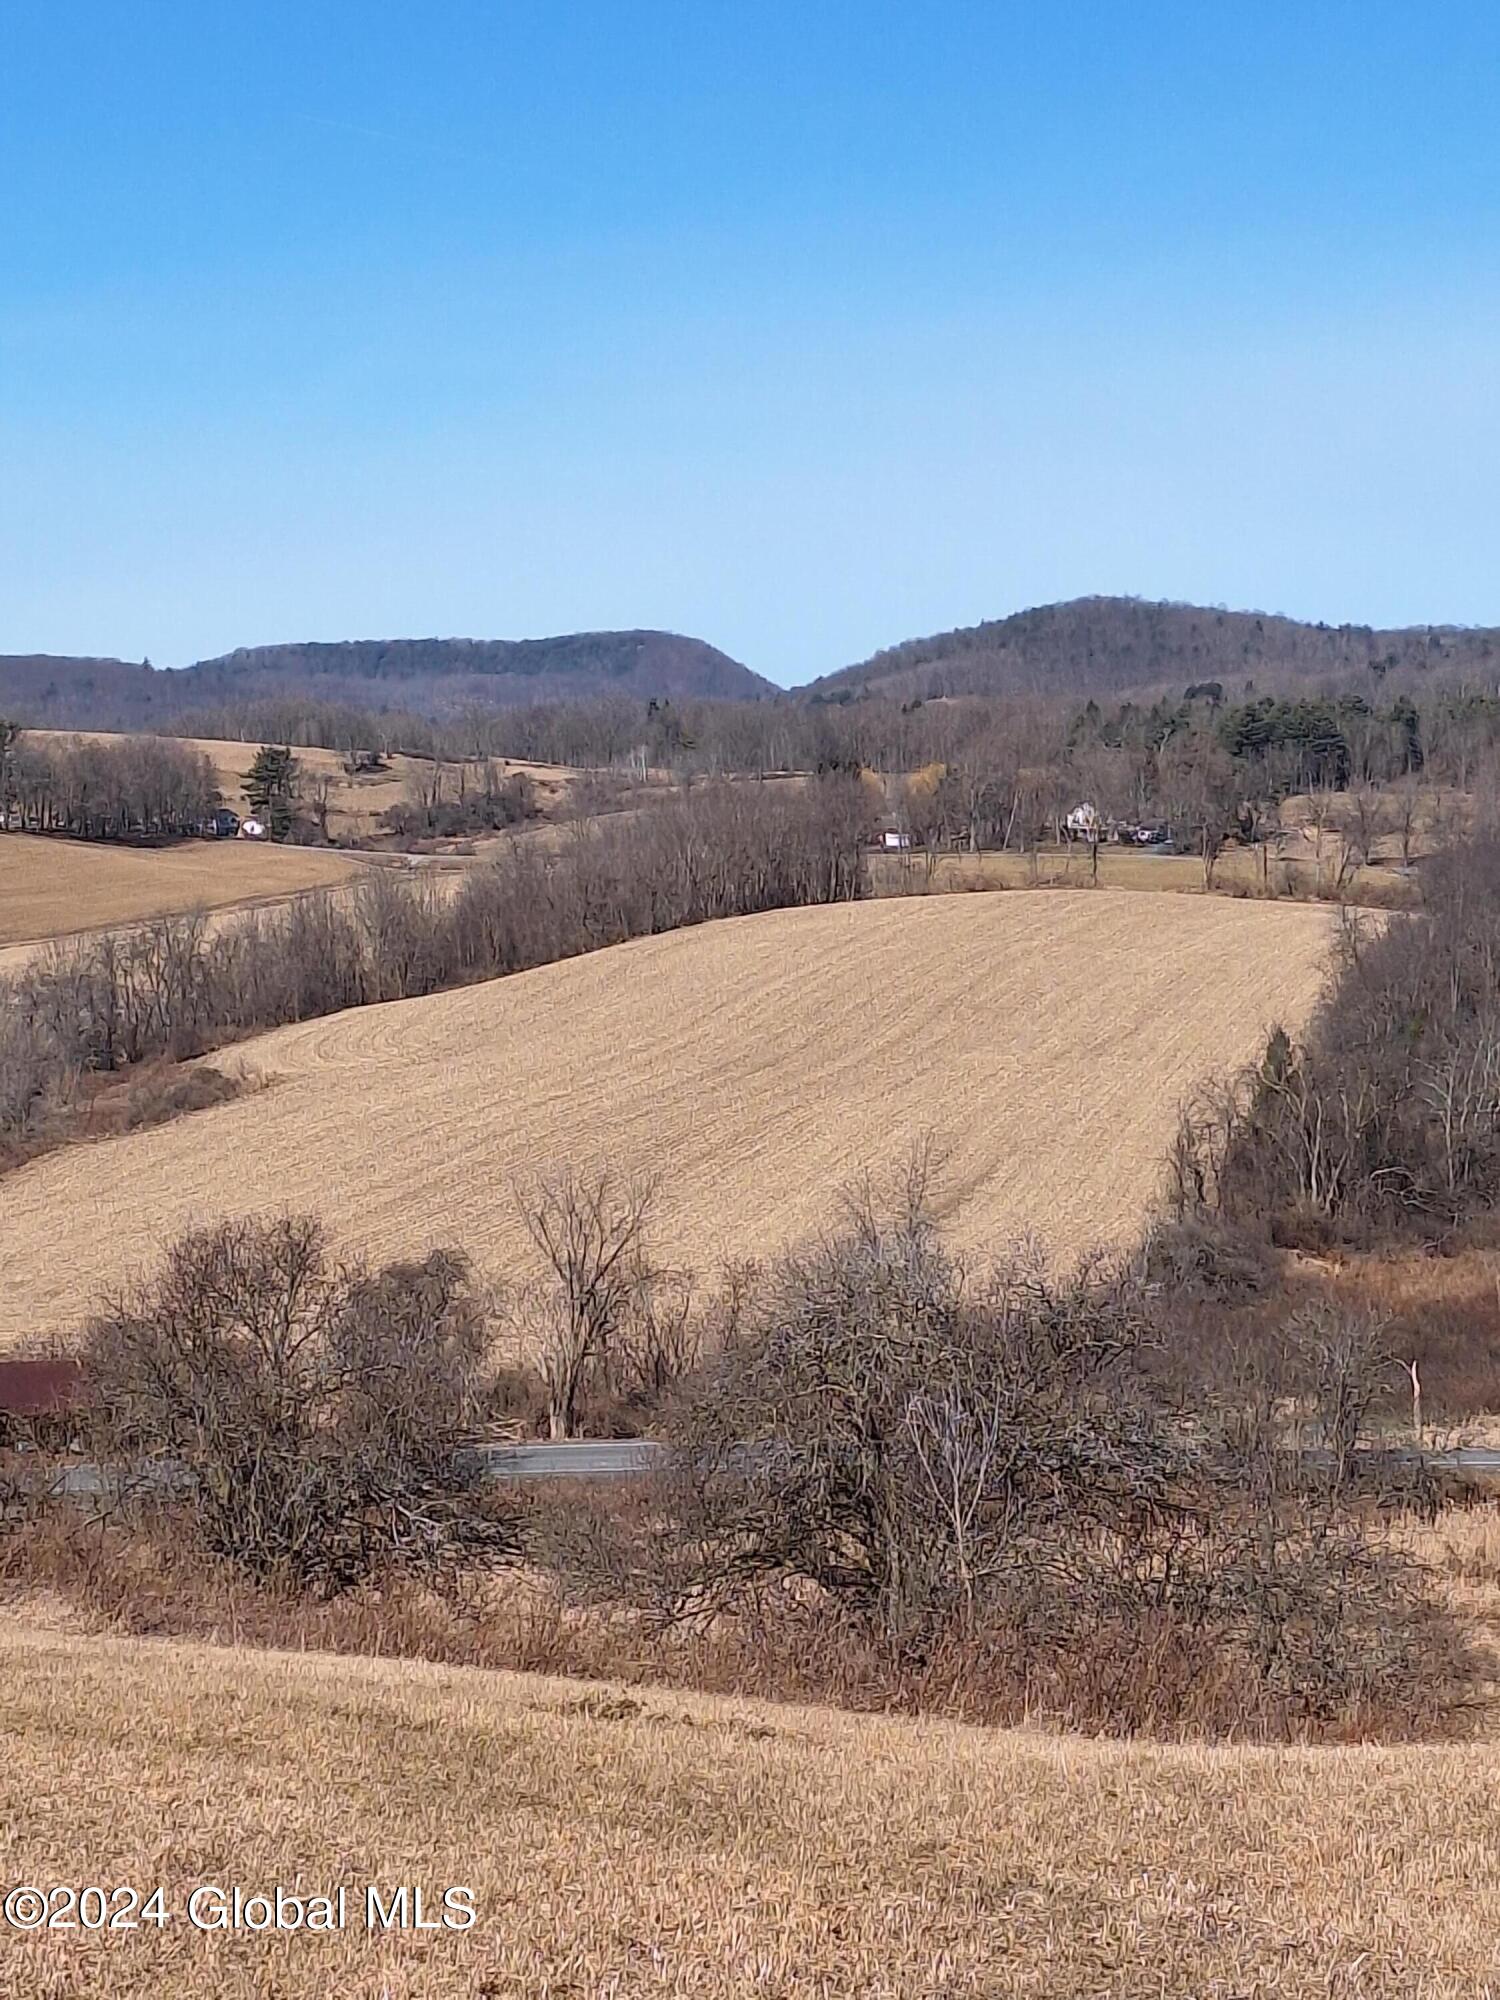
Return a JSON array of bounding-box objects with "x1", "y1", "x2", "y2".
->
[
  {"x1": 80, "y1": 1216, "x2": 518, "y2": 1596},
  {"x1": 536, "y1": 1180, "x2": 1477, "y2": 1737}
]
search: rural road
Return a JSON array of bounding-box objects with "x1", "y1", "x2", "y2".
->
[
  {"x1": 462, "y1": 1440, "x2": 1500, "y2": 1479},
  {"x1": 40, "y1": 1440, "x2": 1500, "y2": 1501},
  {"x1": 470, "y1": 1440, "x2": 669, "y2": 1480},
  {"x1": 44, "y1": 1438, "x2": 670, "y2": 1499}
]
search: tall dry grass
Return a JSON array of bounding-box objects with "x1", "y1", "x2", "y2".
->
[{"x1": 6, "y1": 1602, "x2": 1500, "y2": 1998}]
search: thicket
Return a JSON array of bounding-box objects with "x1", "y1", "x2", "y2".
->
[
  {"x1": 0, "y1": 776, "x2": 873, "y2": 1167},
  {"x1": 535, "y1": 1177, "x2": 1466, "y2": 1739},
  {"x1": 79, "y1": 1216, "x2": 518, "y2": 1595},
  {"x1": 10, "y1": 1172, "x2": 1474, "y2": 1741},
  {"x1": 1173, "y1": 835, "x2": 1500, "y2": 1248},
  {"x1": 378, "y1": 763, "x2": 535, "y2": 841}
]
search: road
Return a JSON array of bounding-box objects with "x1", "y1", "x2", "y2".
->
[
  {"x1": 477, "y1": 1441, "x2": 1500, "y2": 1478},
  {"x1": 469, "y1": 1440, "x2": 670, "y2": 1481},
  {"x1": 42, "y1": 1438, "x2": 671, "y2": 1500},
  {"x1": 37, "y1": 1439, "x2": 1500, "y2": 1501}
]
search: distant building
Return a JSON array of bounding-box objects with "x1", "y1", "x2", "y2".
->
[
  {"x1": 210, "y1": 808, "x2": 241, "y2": 838},
  {"x1": 0, "y1": 1357, "x2": 81, "y2": 1417},
  {"x1": 238, "y1": 816, "x2": 266, "y2": 840}
]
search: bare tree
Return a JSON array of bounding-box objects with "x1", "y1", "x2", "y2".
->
[
  {"x1": 1285, "y1": 1302, "x2": 1391, "y2": 1493},
  {"x1": 516, "y1": 1168, "x2": 658, "y2": 1438}
]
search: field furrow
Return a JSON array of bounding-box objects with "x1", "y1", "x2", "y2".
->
[{"x1": 0, "y1": 891, "x2": 1336, "y2": 1346}]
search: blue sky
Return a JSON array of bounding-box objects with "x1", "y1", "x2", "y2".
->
[{"x1": 2, "y1": 2, "x2": 1497, "y2": 683}]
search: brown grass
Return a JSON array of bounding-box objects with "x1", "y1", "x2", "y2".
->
[
  {"x1": 0, "y1": 832, "x2": 364, "y2": 948},
  {"x1": 0, "y1": 892, "x2": 1335, "y2": 1346},
  {"x1": 5, "y1": 1603, "x2": 1500, "y2": 1997},
  {"x1": 1323, "y1": 1248, "x2": 1500, "y2": 1424},
  {"x1": 873, "y1": 842, "x2": 1415, "y2": 904}
]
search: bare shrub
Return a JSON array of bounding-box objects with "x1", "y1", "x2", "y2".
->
[
  {"x1": 1138, "y1": 1209, "x2": 1274, "y2": 1302},
  {"x1": 80, "y1": 1216, "x2": 517, "y2": 1596},
  {"x1": 609, "y1": 1268, "x2": 703, "y2": 1410},
  {"x1": 533, "y1": 1171, "x2": 1477, "y2": 1737},
  {"x1": 1283, "y1": 1299, "x2": 1393, "y2": 1489}
]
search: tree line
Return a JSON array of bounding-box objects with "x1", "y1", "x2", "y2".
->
[
  {"x1": 1, "y1": 775, "x2": 874, "y2": 1166},
  {"x1": 161, "y1": 671, "x2": 1500, "y2": 811},
  {"x1": 1174, "y1": 830, "x2": 1500, "y2": 1254},
  {"x1": 0, "y1": 726, "x2": 220, "y2": 841}
]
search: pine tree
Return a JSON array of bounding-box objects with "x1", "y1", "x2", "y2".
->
[
  {"x1": 243, "y1": 745, "x2": 300, "y2": 840},
  {"x1": 0, "y1": 718, "x2": 19, "y2": 825}
]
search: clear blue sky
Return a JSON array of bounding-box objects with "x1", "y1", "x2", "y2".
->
[{"x1": 3, "y1": 2, "x2": 1497, "y2": 683}]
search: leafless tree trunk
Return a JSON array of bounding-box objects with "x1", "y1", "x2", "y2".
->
[{"x1": 516, "y1": 1168, "x2": 658, "y2": 1438}]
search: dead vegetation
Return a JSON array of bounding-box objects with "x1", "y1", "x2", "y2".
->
[
  {"x1": 6, "y1": 1169, "x2": 1478, "y2": 1747},
  {"x1": 80, "y1": 1216, "x2": 519, "y2": 1594},
  {"x1": 7, "y1": 1608, "x2": 1500, "y2": 1998}
]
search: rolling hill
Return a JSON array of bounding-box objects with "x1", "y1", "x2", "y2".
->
[
  {"x1": 0, "y1": 630, "x2": 773, "y2": 729},
  {"x1": 5, "y1": 1608, "x2": 1497, "y2": 1998},
  {"x1": 801, "y1": 595, "x2": 1500, "y2": 704},
  {"x1": 1, "y1": 891, "x2": 1334, "y2": 1346}
]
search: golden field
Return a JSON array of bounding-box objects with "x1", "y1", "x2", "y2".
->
[
  {"x1": 0, "y1": 831, "x2": 363, "y2": 949},
  {"x1": 4, "y1": 1605, "x2": 1500, "y2": 1999},
  {"x1": 0, "y1": 890, "x2": 1334, "y2": 1346}
]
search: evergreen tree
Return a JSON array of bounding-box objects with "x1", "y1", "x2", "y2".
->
[
  {"x1": 243, "y1": 744, "x2": 300, "y2": 840},
  {"x1": 0, "y1": 718, "x2": 19, "y2": 824}
]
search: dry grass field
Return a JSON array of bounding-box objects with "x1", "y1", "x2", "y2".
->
[
  {"x1": 27, "y1": 730, "x2": 579, "y2": 840},
  {"x1": 0, "y1": 831, "x2": 363, "y2": 948},
  {"x1": 0, "y1": 891, "x2": 1334, "y2": 1346},
  {"x1": 872, "y1": 841, "x2": 1414, "y2": 903},
  {"x1": 5, "y1": 1605, "x2": 1500, "y2": 1998}
]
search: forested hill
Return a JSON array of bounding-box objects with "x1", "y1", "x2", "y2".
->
[
  {"x1": 0, "y1": 630, "x2": 774, "y2": 728},
  {"x1": 800, "y1": 598, "x2": 1500, "y2": 704},
  {"x1": 0, "y1": 655, "x2": 163, "y2": 730},
  {"x1": 188, "y1": 632, "x2": 774, "y2": 704}
]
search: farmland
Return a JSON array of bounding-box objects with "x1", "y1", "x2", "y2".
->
[
  {"x1": 0, "y1": 890, "x2": 1334, "y2": 1347},
  {"x1": 0, "y1": 832, "x2": 363, "y2": 949},
  {"x1": 24, "y1": 729, "x2": 579, "y2": 837},
  {"x1": 5, "y1": 1605, "x2": 1500, "y2": 1999}
]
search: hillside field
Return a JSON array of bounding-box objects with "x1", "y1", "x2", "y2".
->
[
  {"x1": 4, "y1": 1608, "x2": 1498, "y2": 1998},
  {"x1": 0, "y1": 891, "x2": 1334, "y2": 1346},
  {"x1": 26, "y1": 730, "x2": 579, "y2": 840},
  {"x1": 0, "y1": 832, "x2": 364, "y2": 948}
]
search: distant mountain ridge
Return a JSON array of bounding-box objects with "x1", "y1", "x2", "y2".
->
[
  {"x1": 192, "y1": 631, "x2": 774, "y2": 702},
  {"x1": 8, "y1": 599, "x2": 1500, "y2": 733},
  {"x1": 0, "y1": 654, "x2": 165, "y2": 731},
  {"x1": 0, "y1": 629, "x2": 774, "y2": 728},
  {"x1": 802, "y1": 596, "x2": 1500, "y2": 704}
]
